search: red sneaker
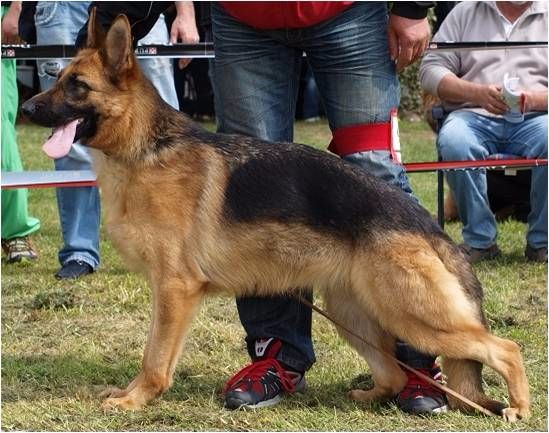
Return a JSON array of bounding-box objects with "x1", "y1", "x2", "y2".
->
[
  {"x1": 396, "y1": 364, "x2": 448, "y2": 415},
  {"x1": 224, "y1": 338, "x2": 305, "y2": 409}
]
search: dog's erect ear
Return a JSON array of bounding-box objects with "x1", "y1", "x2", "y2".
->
[
  {"x1": 86, "y1": 7, "x2": 104, "y2": 49},
  {"x1": 102, "y1": 14, "x2": 134, "y2": 78}
]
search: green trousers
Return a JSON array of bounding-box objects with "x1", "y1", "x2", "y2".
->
[{"x1": 1, "y1": 6, "x2": 40, "y2": 239}]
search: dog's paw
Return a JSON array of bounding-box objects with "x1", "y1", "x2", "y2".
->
[
  {"x1": 99, "y1": 386, "x2": 127, "y2": 399},
  {"x1": 102, "y1": 395, "x2": 144, "y2": 411},
  {"x1": 501, "y1": 406, "x2": 530, "y2": 422},
  {"x1": 348, "y1": 389, "x2": 370, "y2": 402}
]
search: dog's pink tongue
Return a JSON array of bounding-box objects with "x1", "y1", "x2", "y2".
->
[{"x1": 42, "y1": 119, "x2": 79, "y2": 159}]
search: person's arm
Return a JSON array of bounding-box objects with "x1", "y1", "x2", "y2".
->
[
  {"x1": 436, "y1": 73, "x2": 508, "y2": 115},
  {"x1": 388, "y1": 2, "x2": 433, "y2": 73},
  {"x1": 523, "y1": 90, "x2": 548, "y2": 112},
  {"x1": 170, "y1": 1, "x2": 200, "y2": 69},
  {"x1": 419, "y1": 6, "x2": 463, "y2": 99},
  {"x1": 1, "y1": 1, "x2": 22, "y2": 44}
]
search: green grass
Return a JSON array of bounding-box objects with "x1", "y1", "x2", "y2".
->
[{"x1": 1, "y1": 120, "x2": 547, "y2": 431}]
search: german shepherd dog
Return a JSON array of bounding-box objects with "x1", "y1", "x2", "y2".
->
[{"x1": 22, "y1": 12, "x2": 530, "y2": 422}]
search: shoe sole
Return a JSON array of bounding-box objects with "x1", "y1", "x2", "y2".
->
[
  {"x1": 404, "y1": 404, "x2": 449, "y2": 416},
  {"x1": 5, "y1": 255, "x2": 37, "y2": 264},
  {"x1": 224, "y1": 383, "x2": 306, "y2": 410},
  {"x1": 225, "y1": 394, "x2": 282, "y2": 410},
  {"x1": 431, "y1": 404, "x2": 449, "y2": 414},
  {"x1": 54, "y1": 272, "x2": 92, "y2": 280}
]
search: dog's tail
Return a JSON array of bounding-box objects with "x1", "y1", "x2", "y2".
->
[{"x1": 442, "y1": 358, "x2": 507, "y2": 415}]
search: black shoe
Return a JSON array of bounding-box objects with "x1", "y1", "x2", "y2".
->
[
  {"x1": 459, "y1": 243, "x2": 501, "y2": 264},
  {"x1": 55, "y1": 260, "x2": 94, "y2": 280},
  {"x1": 224, "y1": 338, "x2": 306, "y2": 410},
  {"x1": 396, "y1": 364, "x2": 448, "y2": 415},
  {"x1": 525, "y1": 245, "x2": 547, "y2": 263}
]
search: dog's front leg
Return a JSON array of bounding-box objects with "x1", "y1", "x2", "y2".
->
[{"x1": 101, "y1": 277, "x2": 206, "y2": 410}]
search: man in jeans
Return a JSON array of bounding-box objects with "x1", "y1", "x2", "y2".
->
[
  {"x1": 211, "y1": 1, "x2": 447, "y2": 414},
  {"x1": 33, "y1": 1, "x2": 181, "y2": 279}
]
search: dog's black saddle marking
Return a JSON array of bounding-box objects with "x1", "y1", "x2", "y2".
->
[{"x1": 221, "y1": 138, "x2": 439, "y2": 240}]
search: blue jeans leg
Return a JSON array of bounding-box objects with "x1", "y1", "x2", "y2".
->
[
  {"x1": 300, "y1": 65, "x2": 320, "y2": 120},
  {"x1": 303, "y1": 1, "x2": 424, "y2": 366},
  {"x1": 212, "y1": 3, "x2": 312, "y2": 372},
  {"x1": 54, "y1": 148, "x2": 101, "y2": 268},
  {"x1": 212, "y1": 5, "x2": 302, "y2": 142},
  {"x1": 212, "y1": 2, "x2": 432, "y2": 371},
  {"x1": 35, "y1": 1, "x2": 100, "y2": 269},
  {"x1": 344, "y1": 151, "x2": 414, "y2": 197},
  {"x1": 437, "y1": 111, "x2": 498, "y2": 248},
  {"x1": 438, "y1": 111, "x2": 548, "y2": 250},
  {"x1": 236, "y1": 292, "x2": 314, "y2": 372},
  {"x1": 300, "y1": 1, "x2": 426, "y2": 366},
  {"x1": 138, "y1": 14, "x2": 180, "y2": 110},
  {"x1": 300, "y1": 2, "x2": 413, "y2": 195},
  {"x1": 504, "y1": 114, "x2": 547, "y2": 249}
]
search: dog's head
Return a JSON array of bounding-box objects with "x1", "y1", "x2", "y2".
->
[{"x1": 22, "y1": 9, "x2": 139, "y2": 156}]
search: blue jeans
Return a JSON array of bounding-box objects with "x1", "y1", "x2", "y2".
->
[
  {"x1": 137, "y1": 14, "x2": 180, "y2": 110},
  {"x1": 212, "y1": 2, "x2": 417, "y2": 372},
  {"x1": 438, "y1": 111, "x2": 548, "y2": 249},
  {"x1": 300, "y1": 64, "x2": 321, "y2": 120},
  {"x1": 35, "y1": 1, "x2": 179, "y2": 269}
]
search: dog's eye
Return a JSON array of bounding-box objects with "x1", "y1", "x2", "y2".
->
[{"x1": 69, "y1": 73, "x2": 91, "y2": 91}]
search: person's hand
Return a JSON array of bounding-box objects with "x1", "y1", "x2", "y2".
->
[
  {"x1": 387, "y1": 14, "x2": 431, "y2": 73},
  {"x1": 1, "y1": 3, "x2": 21, "y2": 44},
  {"x1": 170, "y1": 1, "x2": 200, "y2": 69},
  {"x1": 472, "y1": 84, "x2": 509, "y2": 115}
]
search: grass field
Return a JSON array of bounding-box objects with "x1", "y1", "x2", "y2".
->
[{"x1": 1, "y1": 120, "x2": 547, "y2": 431}]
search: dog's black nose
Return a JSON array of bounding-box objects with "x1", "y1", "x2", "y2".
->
[{"x1": 21, "y1": 99, "x2": 44, "y2": 118}]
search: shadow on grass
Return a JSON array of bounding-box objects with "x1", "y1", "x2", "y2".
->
[{"x1": 1, "y1": 354, "x2": 383, "y2": 412}]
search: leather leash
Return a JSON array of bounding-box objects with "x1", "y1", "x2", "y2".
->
[{"x1": 297, "y1": 296, "x2": 497, "y2": 417}]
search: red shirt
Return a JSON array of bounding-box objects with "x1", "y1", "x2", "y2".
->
[{"x1": 220, "y1": 1, "x2": 355, "y2": 30}]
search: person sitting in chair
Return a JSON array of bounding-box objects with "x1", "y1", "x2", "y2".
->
[{"x1": 419, "y1": 1, "x2": 547, "y2": 263}]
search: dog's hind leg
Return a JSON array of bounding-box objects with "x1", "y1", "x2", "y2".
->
[
  {"x1": 352, "y1": 237, "x2": 530, "y2": 421},
  {"x1": 324, "y1": 289, "x2": 407, "y2": 404},
  {"x1": 102, "y1": 276, "x2": 206, "y2": 410},
  {"x1": 442, "y1": 358, "x2": 507, "y2": 416},
  {"x1": 415, "y1": 331, "x2": 530, "y2": 422}
]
